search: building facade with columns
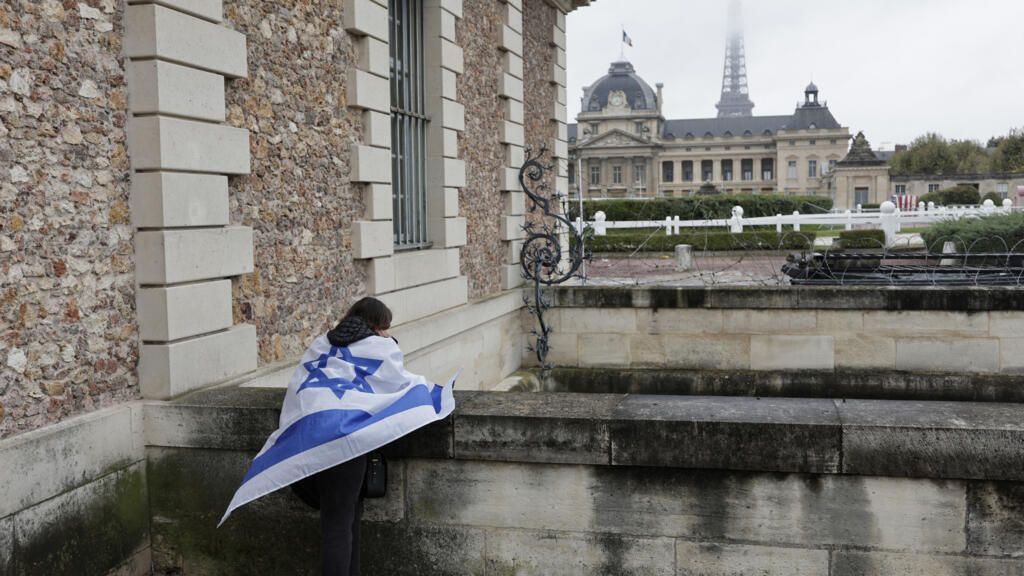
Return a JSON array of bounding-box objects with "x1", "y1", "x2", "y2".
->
[
  {"x1": 568, "y1": 62, "x2": 851, "y2": 200},
  {"x1": 0, "y1": 0, "x2": 585, "y2": 571}
]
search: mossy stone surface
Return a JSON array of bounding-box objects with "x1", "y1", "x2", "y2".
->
[{"x1": 14, "y1": 463, "x2": 148, "y2": 576}]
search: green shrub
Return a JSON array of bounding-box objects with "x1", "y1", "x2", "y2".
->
[
  {"x1": 982, "y1": 191, "x2": 1003, "y2": 204},
  {"x1": 919, "y1": 185, "x2": 981, "y2": 206},
  {"x1": 836, "y1": 229, "x2": 886, "y2": 249},
  {"x1": 920, "y1": 211, "x2": 1024, "y2": 252},
  {"x1": 861, "y1": 203, "x2": 881, "y2": 210},
  {"x1": 578, "y1": 230, "x2": 816, "y2": 253},
  {"x1": 569, "y1": 195, "x2": 834, "y2": 222}
]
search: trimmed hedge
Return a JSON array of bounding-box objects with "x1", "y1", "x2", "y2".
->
[
  {"x1": 982, "y1": 191, "x2": 1003, "y2": 204},
  {"x1": 579, "y1": 230, "x2": 816, "y2": 253},
  {"x1": 920, "y1": 211, "x2": 1024, "y2": 252},
  {"x1": 570, "y1": 195, "x2": 834, "y2": 221},
  {"x1": 835, "y1": 229, "x2": 886, "y2": 249},
  {"x1": 919, "y1": 185, "x2": 981, "y2": 206}
]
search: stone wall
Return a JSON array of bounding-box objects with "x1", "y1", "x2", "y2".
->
[
  {"x1": 0, "y1": 403, "x2": 149, "y2": 575},
  {"x1": 0, "y1": 0, "x2": 137, "y2": 438},
  {"x1": 142, "y1": 386, "x2": 1024, "y2": 575},
  {"x1": 457, "y1": 1, "x2": 505, "y2": 299},
  {"x1": 544, "y1": 286, "x2": 1024, "y2": 374},
  {"x1": 222, "y1": 0, "x2": 367, "y2": 365},
  {"x1": 522, "y1": 0, "x2": 556, "y2": 174}
]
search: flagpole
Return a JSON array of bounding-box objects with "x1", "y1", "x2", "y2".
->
[{"x1": 620, "y1": 25, "x2": 624, "y2": 60}]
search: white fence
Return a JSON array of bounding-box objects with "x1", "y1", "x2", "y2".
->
[{"x1": 576, "y1": 199, "x2": 1018, "y2": 248}]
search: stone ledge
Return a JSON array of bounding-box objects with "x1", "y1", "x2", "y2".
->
[
  {"x1": 138, "y1": 388, "x2": 1024, "y2": 482},
  {"x1": 545, "y1": 367, "x2": 1024, "y2": 403},
  {"x1": 553, "y1": 285, "x2": 1024, "y2": 311}
]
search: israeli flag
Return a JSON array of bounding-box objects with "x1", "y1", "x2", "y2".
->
[{"x1": 219, "y1": 334, "x2": 457, "y2": 526}]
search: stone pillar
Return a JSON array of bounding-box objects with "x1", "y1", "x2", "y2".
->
[
  {"x1": 498, "y1": 0, "x2": 527, "y2": 290},
  {"x1": 125, "y1": 0, "x2": 257, "y2": 399},
  {"x1": 675, "y1": 244, "x2": 692, "y2": 271}
]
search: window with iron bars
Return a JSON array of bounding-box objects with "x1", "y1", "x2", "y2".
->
[{"x1": 390, "y1": 0, "x2": 430, "y2": 250}]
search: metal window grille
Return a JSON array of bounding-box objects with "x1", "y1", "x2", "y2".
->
[{"x1": 390, "y1": 0, "x2": 430, "y2": 250}]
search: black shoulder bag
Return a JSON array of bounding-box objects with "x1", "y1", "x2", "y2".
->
[{"x1": 363, "y1": 451, "x2": 387, "y2": 498}]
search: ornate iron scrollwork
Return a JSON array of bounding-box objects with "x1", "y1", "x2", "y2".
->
[{"x1": 518, "y1": 146, "x2": 592, "y2": 371}]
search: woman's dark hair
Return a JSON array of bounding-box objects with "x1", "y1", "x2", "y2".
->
[{"x1": 342, "y1": 297, "x2": 392, "y2": 331}]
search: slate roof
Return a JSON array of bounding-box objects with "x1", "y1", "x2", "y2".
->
[
  {"x1": 661, "y1": 115, "x2": 793, "y2": 139},
  {"x1": 581, "y1": 61, "x2": 658, "y2": 112}
]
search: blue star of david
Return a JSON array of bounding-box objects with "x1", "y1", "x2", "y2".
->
[{"x1": 297, "y1": 346, "x2": 383, "y2": 399}]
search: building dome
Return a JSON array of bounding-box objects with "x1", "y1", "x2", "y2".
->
[
  {"x1": 805, "y1": 81, "x2": 818, "y2": 93},
  {"x1": 581, "y1": 61, "x2": 658, "y2": 112}
]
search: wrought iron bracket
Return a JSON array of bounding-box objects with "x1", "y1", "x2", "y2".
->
[{"x1": 517, "y1": 146, "x2": 592, "y2": 371}]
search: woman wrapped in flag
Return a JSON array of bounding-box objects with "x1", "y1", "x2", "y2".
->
[{"x1": 219, "y1": 297, "x2": 457, "y2": 575}]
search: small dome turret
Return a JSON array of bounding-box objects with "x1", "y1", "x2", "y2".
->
[{"x1": 581, "y1": 61, "x2": 658, "y2": 112}]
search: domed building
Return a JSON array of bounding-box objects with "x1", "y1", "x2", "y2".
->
[{"x1": 569, "y1": 60, "x2": 853, "y2": 202}]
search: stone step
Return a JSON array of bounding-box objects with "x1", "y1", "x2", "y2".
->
[
  {"x1": 545, "y1": 366, "x2": 1024, "y2": 403},
  {"x1": 146, "y1": 387, "x2": 1024, "y2": 482}
]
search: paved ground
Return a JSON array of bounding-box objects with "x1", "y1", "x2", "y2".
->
[
  {"x1": 583, "y1": 254, "x2": 793, "y2": 287},
  {"x1": 577, "y1": 233, "x2": 928, "y2": 287}
]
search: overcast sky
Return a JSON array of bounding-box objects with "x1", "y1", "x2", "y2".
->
[{"x1": 566, "y1": 0, "x2": 1024, "y2": 149}]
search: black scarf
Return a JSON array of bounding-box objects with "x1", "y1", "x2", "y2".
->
[{"x1": 326, "y1": 316, "x2": 377, "y2": 347}]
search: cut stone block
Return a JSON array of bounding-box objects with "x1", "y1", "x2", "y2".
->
[
  {"x1": 503, "y1": 191, "x2": 524, "y2": 215},
  {"x1": 551, "y1": 26, "x2": 566, "y2": 49},
  {"x1": 343, "y1": 0, "x2": 388, "y2": 41},
  {"x1": 125, "y1": 4, "x2": 247, "y2": 78},
  {"x1": 350, "y1": 144, "x2": 391, "y2": 183},
  {"x1": 499, "y1": 73, "x2": 524, "y2": 101},
  {"x1": 352, "y1": 220, "x2": 394, "y2": 259},
  {"x1": 486, "y1": 529, "x2": 675, "y2": 575},
  {"x1": 363, "y1": 183, "x2": 393, "y2": 221},
  {"x1": 429, "y1": 216, "x2": 467, "y2": 248},
  {"x1": 347, "y1": 69, "x2": 389, "y2": 113},
  {"x1": 500, "y1": 264, "x2": 523, "y2": 290},
  {"x1": 126, "y1": 60, "x2": 225, "y2": 121},
  {"x1": 362, "y1": 111, "x2": 391, "y2": 148},
  {"x1": 128, "y1": 116, "x2": 250, "y2": 174},
  {"x1": 441, "y1": 100, "x2": 465, "y2": 131},
  {"x1": 137, "y1": 279, "x2": 233, "y2": 341},
  {"x1": 676, "y1": 541, "x2": 829, "y2": 576},
  {"x1": 127, "y1": 0, "x2": 223, "y2": 23},
  {"x1": 750, "y1": 335, "x2": 834, "y2": 370},
  {"x1": 502, "y1": 4, "x2": 522, "y2": 33},
  {"x1": 367, "y1": 256, "x2": 395, "y2": 295},
  {"x1": 500, "y1": 121, "x2": 524, "y2": 146},
  {"x1": 391, "y1": 249, "x2": 460, "y2": 291},
  {"x1": 428, "y1": 157, "x2": 466, "y2": 189},
  {"x1": 129, "y1": 172, "x2": 229, "y2": 228},
  {"x1": 0, "y1": 407, "x2": 141, "y2": 518},
  {"x1": 499, "y1": 25, "x2": 522, "y2": 54},
  {"x1": 503, "y1": 52, "x2": 523, "y2": 79},
  {"x1": 428, "y1": 187, "x2": 459, "y2": 218},
  {"x1": 379, "y1": 276, "x2": 468, "y2": 325},
  {"x1": 135, "y1": 227, "x2": 254, "y2": 284},
  {"x1": 499, "y1": 215, "x2": 525, "y2": 241},
  {"x1": 140, "y1": 324, "x2": 258, "y2": 399},
  {"x1": 356, "y1": 36, "x2": 389, "y2": 78},
  {"x1": 13, "y1": 462, "x2": 149, "y2": 575},
  {"x1": 896, "y1": 338, "x2": 998, "y2": 373}
]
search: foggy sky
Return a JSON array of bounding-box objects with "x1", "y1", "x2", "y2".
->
[{"x1": 566, "y1": 0, "x2": 1024, "y2": 148}]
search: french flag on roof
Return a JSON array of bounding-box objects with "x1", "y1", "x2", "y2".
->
[{"x1": 622, "y1": 30, "x2": 633, "y2": 47}]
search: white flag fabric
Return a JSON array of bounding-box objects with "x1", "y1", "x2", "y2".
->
[{"x1": 219, "y1": 334, "x2": 457, "y2": 526}]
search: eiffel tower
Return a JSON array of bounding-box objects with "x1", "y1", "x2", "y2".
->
[{"x1": 715, "y1": 0, "x2": 755, "y2": 118}]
